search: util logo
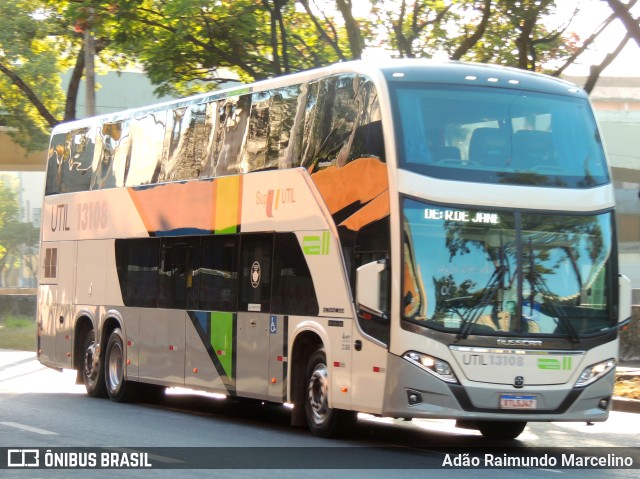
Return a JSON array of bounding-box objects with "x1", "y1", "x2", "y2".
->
[{"x1": 257, "y1": 188, "x2": 296, "y2": 217}]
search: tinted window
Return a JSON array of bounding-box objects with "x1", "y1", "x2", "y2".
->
[
  {"x1": 92, "y1": 121, "x2": 127, "y2": 190},
  {"x1": 302, "y1": 75, "x2": 358, "y2": 171},
  {"x1": 158, "y1": 238, "x2": 200, "y2": 309},
  {"x1": 125, "y1": 111, "x2": 167, "y2": 186},
  {"x1": 213, "y1": 95, "x2": 251, "y2": 176},
  {"x1": 239, "y1": 234, "x2": 273, "y2": 313},
  {"x1": 242, "y1": 87, "x2": 302, "y2": 172},
  {"x1": 45, "y1": 127, "x2": 95, "y2": 194},
  {"x1": 199, "y1": 235, "x2": 238, "y2": 311},
  {"x1": 391, "y1": 83, "x2": 609, "y2": 188},
  {"x1": 272, "y1": 234, "x2": 319, "y2": 316},
  {"x1": 160, "y1": 104, "x2": 208, "y2": 181},
  {"x1": 354, "y1": 218, "x2": 390, "y2": 343},
  {"x1": 115, "y1": 238, "x2": 160, "y2": 307}
]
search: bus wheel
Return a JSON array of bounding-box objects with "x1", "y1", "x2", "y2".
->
[
  {"x1": 478, "y1": 421, "x2": 527, "y2": 440},
  {"x1": 104, "y1": 328, "x2": 135, "y2": 402},
  {"x1": 304, "y1": 348, "x2": 356, "y2": 438},
  {"x1": 82, "y1": 329, "x2": 107, "y2": 398}
]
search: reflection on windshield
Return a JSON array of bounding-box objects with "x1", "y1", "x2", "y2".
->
[
  {"x1": 391, "y1": 84, "x2": 609, "y2": 188},
  {"x1": 402, "y1": 199, "x2": 614, "y2": 338}
]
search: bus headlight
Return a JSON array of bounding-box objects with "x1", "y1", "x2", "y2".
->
[
  {"x1": 574, "y1": 359, "x2": 615, "y2": 388},
  {"x1": 403, "y1": 351, "x2": 458, "y2": 384}
]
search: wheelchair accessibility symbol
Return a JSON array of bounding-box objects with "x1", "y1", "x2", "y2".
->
[{"x1": 270, "y1": 316, "x2": 277, "y2": 334}]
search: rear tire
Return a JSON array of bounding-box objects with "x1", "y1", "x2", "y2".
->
[
  {"x1": 104, "y1": 328, "x2": 136, "y2": 402},
  {"x1": 478, "y1": 420, "x2": 527, "y2": 440},
  {"x1": 304, "y1": 348, "x2": 356, "y2": 438},
  {"x1": 82, "y1": 329, "x2": 107, "y2": 398}
]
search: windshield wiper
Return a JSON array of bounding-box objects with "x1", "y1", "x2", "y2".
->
[
  {"x1": 525, "y1": 241, "x2": 580, "y2": 343},
  {"x1": 457, "y1": 238, "x2": 509, "y2": 340}
]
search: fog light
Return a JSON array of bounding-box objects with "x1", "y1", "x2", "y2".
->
[
  {"x1": 407, "y1": 389, "x2": 422, "y2": 405},
  {"x1": 598, "y1": 397, "x2": 610, "y2": 410}
]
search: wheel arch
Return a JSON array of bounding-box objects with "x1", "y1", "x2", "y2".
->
[
  {"x1": 289, "y1": 329, "x2": 324, "y2": 427},
  {"x1": 100, "y1": 315, "x2": 124, "y2": 356},
  {"x1": 73, "y1": 314, "x2": 95, "y2": 371}
]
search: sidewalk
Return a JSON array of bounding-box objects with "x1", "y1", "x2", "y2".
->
[
  {"x1": 0, "y1": 348, "x2": 35, "y2": 368},
  {"x1": 614, "y1": 361, "x2": 640, "y2": 413}
]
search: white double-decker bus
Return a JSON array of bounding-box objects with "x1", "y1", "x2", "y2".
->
[{"x1": 37, "y1": 60, "x2": 631, "y2": 439}]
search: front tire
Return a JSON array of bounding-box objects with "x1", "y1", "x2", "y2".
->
[
  {"x1": 104, "y1": 328, "x2": 136, "y2": 402},
  {"x1": 304, "y1": 348, "x2": 356, "y2": 438},
  {"x1": 478, "y1": 420, "x2": 527, "y2": 440},
  {"x1": 82, "y1": 329, "x2": 107, "y2": 398}
]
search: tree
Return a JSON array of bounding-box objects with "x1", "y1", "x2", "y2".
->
[
  {"x1": 101, "y1": 0, "x2": 352, "y2": 96},
  {"x1": 605, "y1": 0, "x2": 640, "y2": 47},
  {"x1": 2, "y1": 0, "x2": 639, "y2": 145},
  {"x1": 0, "y1": 179, "x2": 39, "y2": 287},
  {"x1": 0, "y1": 0, "x2": 66, "y2": 150},
  {"x1": 0, "y1": 0, "x2": 136, "y2": 151}
]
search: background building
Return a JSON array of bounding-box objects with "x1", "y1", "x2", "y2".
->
[{"x1": 579, "y1": 76, "x2": 640, "y2": 304}]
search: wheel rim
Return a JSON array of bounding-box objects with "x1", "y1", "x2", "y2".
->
[
  {"x1": 307, "y1": 362, "x2": 329, "y2": 426},
  {"x1": 106, "y1": 340, "x2": 123, "y2": 393}
]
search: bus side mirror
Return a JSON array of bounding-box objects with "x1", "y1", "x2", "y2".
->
[
  {"x1": 356, "y1": 260, "x2": 386, "y2": 316},
  {"x1": 619, "y1": 274, "x2": 632, "y2": 324}
]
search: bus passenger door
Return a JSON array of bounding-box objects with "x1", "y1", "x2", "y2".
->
[
  {"x1": 55, "y1": 242, "x2": 77, "y2": 367},
  {"x1": 236, "y1": 234, "x2": 273, "y2": 400},
  {"x1": 42, "y1": 241, "x2": 76, "y2": 368},
  {"x1": 351, "y1": 259, "x2": 391, "y2": 415},
  {"x1": 38, "y1": 246, "x2": 58, "y2": 367}
]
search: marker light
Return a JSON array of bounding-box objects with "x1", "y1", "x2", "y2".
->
[
  {"x1": 574, "y1": 359, "x2": 616, "y2": 388},
  {"x1": 403, "y1": 351, "x2": 458, "y2": 384}
]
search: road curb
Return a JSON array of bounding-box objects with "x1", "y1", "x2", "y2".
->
[{"x1": 612, "y1": 397, "x2": 640, "y2": 414}]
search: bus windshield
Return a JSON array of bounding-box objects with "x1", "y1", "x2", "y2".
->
[
  {"x1": 402, "y1": 198, "x2": 615, "y2": 338},
  {"x1": 391, "y1": 83, "x2": 609, "y2": 188}
]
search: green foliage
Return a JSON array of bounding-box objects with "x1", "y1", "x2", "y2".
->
[
  {"x1": 0, "y1": 314, "x2": 36, "y2": 351},
  {"x1": 370, "y1": 0, "x2": 574, "y2": 72},
  {"x1": 3, "y1": 316, "x2": 33, "y2": 329},
  {"x1": 0, "y1": 0, "x2": 631, "y2": 147},
  {"x1": 0, "y1": 0, "x2": 66, "y2": 151},
  {"x1": 87, "y1": 0, "x2": 348, "y2": 95},
  {"x1": 0, "y1": 179, "x2": 39, "y2": 287}
]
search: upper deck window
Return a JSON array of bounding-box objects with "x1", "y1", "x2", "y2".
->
[{"x1": 390, "y1": 83, "x2": 609, "y2": 188}]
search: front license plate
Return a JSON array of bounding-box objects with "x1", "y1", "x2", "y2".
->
[{"x1": 500, "y1": 394, "x2": 537, "y2": 410}]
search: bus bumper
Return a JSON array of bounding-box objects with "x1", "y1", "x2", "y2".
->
[{"x1": 382, "y1": 353, "x2": 614, "y2": 422}]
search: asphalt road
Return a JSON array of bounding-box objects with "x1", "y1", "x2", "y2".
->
[{"x1": 1, "y1": 349, "x2": 639, "y2": 479}]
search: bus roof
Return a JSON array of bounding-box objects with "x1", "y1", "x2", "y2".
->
[
  {"x1": 375, "y1": 60, "x2": 584, "y2": 97},
  {"x1": 51, "y1": 59, "x2": 585, "y2": 134}
]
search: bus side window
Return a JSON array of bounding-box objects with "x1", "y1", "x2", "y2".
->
[
  {"x1": 353, "y1": 217, "x2": 391, "y2": 344},
  {"x1": 271, "y1": 233, "x2": 319, "y2": 317},
  {"x1": 115, "y1": 238, "x2": 160, "y2": 308},
  {"x1": 158, "y1": 238, "x2": 200, "y2": 310},
  {"x1": 301, "y1": 75, "x2": 358, "y2": 171},
  {"x1": 46, "y1": 128, "x2": 95, "y2": 194},
  {"x1": 125, "y1": 112, "x2": 167, "y2": 186},
  {"x1": 199, "y1": 235, "x2": 239, "y2": 312},
  {"x1": 242, "y1": 86, "x2": 302, "y2": 173},
  {"x1": 214, "y1": 95, "x2": 251, "y2": 177},
  {"x1": 243, "y1": 91, "x2": 271, "y2": 172},
  {"x1": 238, "y1": 234, "x2": 273, "y2": 313},
  {"x1": 200, "y1": 101, "x2": 219, "y2": 178},
  {"x1": 160, "y1": 104, "x2": 207, "y2": 182}
]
